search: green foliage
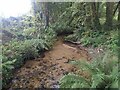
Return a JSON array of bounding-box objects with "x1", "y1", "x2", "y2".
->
[
  {"x1": 60, "y1": 52, "x2": 119, "y2": 88},
  {"x1": 64, "y1": 26, "x2": 84, "y2": 42},
  {"x1": 1, "y1": 54, "x2": 16, "y2": 87},
  {"x1": 17, "y1": 40, "x2": 39, "y2": 60},
  {"x1": 104, "y1": 31, "x2": 118, "y2": 52},
  {"x1": 2, "y1": 40, "x2": 38, "y2": 87},
  {"x1": 60, "y1": 73, "x2": 90, "y2": 88},
  {"x1": 65, "y1": 29, "x2": 118, "y2": 52},
  {"x1": 2, "y1": 27, "x2": 56, "y2": 88},
  {"x1": 1, "y1": 2, "x2": 119, "y2": 88},
  {"x1": 64, "y1": 34, "x2": 77, "y2": 42},
  {"x1": 38, "y1": 27, "x2": 56, "y2": 49},
  {"x1": 51, "y1": 3, "x2": 88, "y2": 35},
  {"x1": 23, "y1": 27, "x2": 36, "y2": 37},
  {"x1": 52, "y1": 22, "x2": 73, "y2": 35},
  {"x1": 80, "y1": 33, "x2": 106, "y2": 47}
]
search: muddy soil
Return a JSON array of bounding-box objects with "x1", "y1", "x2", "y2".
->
[{"x1": 10, "y1": 37, "x2": 90, "y2": 89}]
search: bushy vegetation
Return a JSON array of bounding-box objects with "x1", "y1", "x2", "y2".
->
[
  {"x1": 65, "y1": 29, "x2": 118, "y2": 52},
  {"x1": 1, "y1": 26, "x2": 56, "y2": 87},
  {"x1": 56, "y1": 2, "x2": 119, "y2": 89},
  {"x1": 1, "y1": 1, "x2": 119, "y2": 89},
  {"x1": 60, "y1": 52, "x2": 119, "y2": 88}
]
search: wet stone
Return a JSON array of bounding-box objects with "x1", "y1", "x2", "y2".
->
[
  {"x1": 63, "y1": 71, "x2": 69, "y2": 75},
  {"x1": 26, "y1": 80, "x2": 29, "y2": 84},
  {"x1": 50, "y1": 64, "x2": 57, "y2": 67},
  {"x1": 51, "y1": 66, "x2": 56, "y2": 70},
  {"x1": 44, "y1": 78, "x2": 47, "y2": 81},
  {"x1": 63, "y1": 59, "x2": 69, "y2": 63},
  {"x1": 61, "y1": 68, "x2": 64, "y2": 71},
  {"x1": 52, "y1": 85, "x2": 60, "y2": 88}
]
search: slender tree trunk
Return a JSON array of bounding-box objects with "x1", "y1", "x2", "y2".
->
[
  {"x1": 118, "y1": 2, "x2": 120, "y2": 30},
  {"x1": 105, "y1": 2, "x2": 114, "y2": 30},
  {"x1": 32, "y1": 0, "x2": 37, "y2": 16},
  {"x1": 45, "y1": 2, "x2": 49, "y2": 28},
  {"x1": 91, "y1": 2, "x2": 101, "y2": 30},
  {"x1": 96, "y1": 2, "x2": 100, "y2": 15},
  {"x1": 118, "y1": 2, "x2": 120, "y2": 60}
]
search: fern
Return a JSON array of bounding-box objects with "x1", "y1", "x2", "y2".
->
[
  {"x1": 60, "y1": 52, "x2": 118, "y2": 88},
  {"x1": 60, "y1": 73, "x2": 90, "y2": 88},
  {"x1": 1, "y1": 54, "x2": 16, "y2": 87}
]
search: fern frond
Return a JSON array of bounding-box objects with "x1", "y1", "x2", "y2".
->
[
  {"x1": 60, "y1": 52, "x2": 118, "y2": 88},
  {"x1": 91, "y1": 74, "x2": 104, "y2": 88},
  {"x1": 60, "y1": 73, "x2": 90, "y2": 88}
]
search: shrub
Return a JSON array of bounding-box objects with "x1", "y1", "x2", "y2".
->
[
  {"x1": 52, "y1": 23, "x2": 73, "y2": 35},
  {"x1": 64, "y1": 29, "x2": 118, "y2": 52},
  {"x1": 2, "y1": 27, "x2": 57, "y2": 88},
  {"x1": 60, "y1": 52, "x2": 119, "y2": 88},
  {"x1": 64, "y1": 27, "x2": 84, "y2": 42},
  {"x1": 2, "y1": 39, "x2": 39, "y2": 87},
  {"x1": 18, "y1": 40, "x2": 39, "y2": 60},
  {"x1": 1, "y1": 54, "x2": 16, "y2": 87},
  {"x1": 37, "y1": 27, "x2": 56, "y2": 50},
  {"x1": 22, "y1": 27, "x2": 36, "y2": 39},
  {"x1": 64, "y1": 34, "x2": 77, "y2": 42}
]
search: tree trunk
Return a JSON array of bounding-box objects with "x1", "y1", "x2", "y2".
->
[
  {"x1": 105, "y1": 2, "x2": 114, "y2": 30},
  {"x1": 91, "y1": 2, "x2": 101, "y2": 30},
  {"x1": 118, "y1": 2, "x2": 120, "y2": 60},
  {"x1": 32, "y1": 0, "x2": 37, "y2": 16},
  {"x1": 118, "y1": 2, "x2": 120, "y2": 30},
  {"x1": 45, "y1": 2, "x2": 49, "y2": 29}
]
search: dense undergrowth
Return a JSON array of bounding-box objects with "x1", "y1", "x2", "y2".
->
[
  {"x1": 55, "y1": 2, "x2": 119, "y2": 88},
  {"x1": 1, "y1": 2, "x2": 119, "y2": 89},
  {"x1": 60, "y1": 26, "x2": 118, "y2": 89},
  {"x1": 65, "y1": 29, "x2": 118, "y2": 52},
  {"x1": 60, "y1": 52, "x2": 119, "y2": 88},
  {"x1": 1, "y1": 27, "x2": 56, "y2": 87},
  {"x1": 60, "y1": 24, "x2": 118, "y2": 89}
]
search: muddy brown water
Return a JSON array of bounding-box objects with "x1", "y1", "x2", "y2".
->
[{"x1": 10, "y1": 37, "x2": 90, "y2": 89}]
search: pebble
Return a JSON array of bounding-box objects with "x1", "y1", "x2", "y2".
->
[
  {"x1": 49, "y1": 77, "x2": 55, "y2": 80},
  {"x1": 12, "y1": 80, "x2": 17, "y2": 83},
  {"x1": 26, "y1": 80, "x2": 29, "y2": 84},
  {"x1": 51, "y1": 66, "x2": 56, "y2": 70},
  {"x1": 61, "y1": 68, "x2": 64, "y2": 71},
  {"x1": 64, "y1": 60, "x2": 69, "y2": 63},
  {"x1": 52, "y1": 85, "x2": 60, "y2": 88},
  {"x1": 63, "y1": 71, "x2": 69, "y2": 75}
]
